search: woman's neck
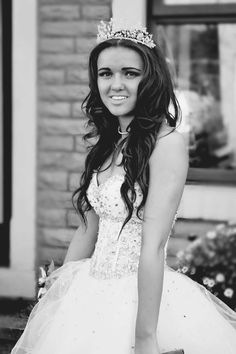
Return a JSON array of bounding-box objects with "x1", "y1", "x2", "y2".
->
[{"x1": 118, "y1": 116, "x2": 134, "y2": 133}]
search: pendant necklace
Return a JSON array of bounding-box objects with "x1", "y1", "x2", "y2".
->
[{"x1": 118, "y1": 126, "x2": 130, "y2": 135}]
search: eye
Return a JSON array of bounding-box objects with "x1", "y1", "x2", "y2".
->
[
  {"x1": 98, "y1": 71, "x2": 112, "y2": 78},
  {"x1": 125, "y1": 71, "x2": 140, "y2": 78}
]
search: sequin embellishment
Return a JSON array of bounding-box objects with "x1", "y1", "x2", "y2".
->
[{"x1": 87, "y1": 173, "x2": 177, "y2": 279}]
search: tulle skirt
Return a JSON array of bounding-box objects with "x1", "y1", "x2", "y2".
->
[{"x1": 11, "y1": 259, "x2": 236, "y2": 354}]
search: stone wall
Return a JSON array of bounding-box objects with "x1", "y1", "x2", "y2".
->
[{"x1": 37, "y1": 0, "x2": 112, "y2": 266}]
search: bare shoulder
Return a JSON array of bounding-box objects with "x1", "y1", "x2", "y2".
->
[
  {"x1": 158, "y1": 121, "x2": 175, "y2": 138},
  {"x1": 150, "y1": 130, "x2": 189, "y2": 178},
  {"x1": 152, "y1": 129, "x2": 188, "y2": 158}
]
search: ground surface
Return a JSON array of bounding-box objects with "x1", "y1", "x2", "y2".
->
[{"x1": 0, "y1": 298, "x2": 34, "y2": 354}]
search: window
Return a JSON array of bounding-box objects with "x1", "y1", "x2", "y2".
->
[
  {"x1": 150, "y1": 0, "x2": 236, "y2": 184},
  {"x1": 162, "y1": 0, "x2": 236, "y2": 5},
  {"x1": 0, "y1": 1, "x2": 12, "y2": 266}
]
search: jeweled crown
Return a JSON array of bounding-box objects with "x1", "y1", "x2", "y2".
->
[{"x1": 97, "y1": 19, "x2": 156, "y2": 49}]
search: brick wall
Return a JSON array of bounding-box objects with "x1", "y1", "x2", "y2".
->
[{"x1": 37, "y1": 0, "x2": 112, "y2": 266}]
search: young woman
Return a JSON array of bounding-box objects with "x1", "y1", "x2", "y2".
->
[{"x1": 12, "y1": 20, "x2": 236, "y2": 354}]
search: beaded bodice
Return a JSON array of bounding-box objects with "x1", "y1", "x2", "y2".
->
[{"x1": 87, "y1": 172, "x2": 174, "y2": 280}]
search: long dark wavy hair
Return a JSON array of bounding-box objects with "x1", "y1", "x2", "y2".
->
[{"x1": 73, "y1": 38, "x2": 181, "y2": 235}]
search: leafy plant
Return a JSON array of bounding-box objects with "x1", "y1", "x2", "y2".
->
[{"x1": 177, "y1": 222, "x2": 236, "y2": 311}]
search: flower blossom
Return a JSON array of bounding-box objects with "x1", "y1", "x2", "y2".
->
[
  {"x1": 182, "y1": 266, "x2": 188, "y2": 274},
  {"x1": 206, "y1": 231, "x2": 217, "y2": 239},
  {"x1": 177, "y1": 250, "x2": 184, "y2": 259},
  {"x1": 207, "y1": 279, "x2": 215, "y2": 288},
  {"x1": 224, "y1": 288, "x2": 234, "y2": 298},
  {"x1": 203, "y1": 277, "x2": 210, "y2": 285},
  {"x1": 215, "y1": 273, "x2": 225, "y2": 283},
  {"x1": 38, "y1": 266, "x2": 47, "y2": 286}
]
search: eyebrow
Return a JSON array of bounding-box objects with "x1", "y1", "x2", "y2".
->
[{"x1": 98, "y1": 67, "x2": 142, "y2": 72}]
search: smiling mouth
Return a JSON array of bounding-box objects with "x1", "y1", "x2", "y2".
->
[{"x1": 110, "y1": 96, "x2": 128, "y2": 101}]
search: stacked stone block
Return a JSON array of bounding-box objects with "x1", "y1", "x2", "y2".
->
[{"x1": 37, "y1": 0, "x2": 111, "y2": 266}]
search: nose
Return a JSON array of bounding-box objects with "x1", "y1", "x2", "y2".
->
[{"x1": 111, "y1": 73, "x2": 124, "y2": 91}]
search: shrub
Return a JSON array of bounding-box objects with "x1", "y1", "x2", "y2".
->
[{"x1": 177, "y1": 222, "x2": 236, "y2": 311}]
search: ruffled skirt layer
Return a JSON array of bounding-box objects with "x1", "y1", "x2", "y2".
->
[{"x1": 11, "y1": 259, "x2": 236, "y2": 354}]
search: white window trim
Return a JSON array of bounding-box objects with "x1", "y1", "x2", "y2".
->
[
  {"x1": 112, "y1": 0, "x2": 147, "y2": 27},
  {"x1": 0, "y1": 0, "x2": 37, "y2": 298},
  {"x1": 179, "y1": 185, "x2": 236, "y2": 221}
]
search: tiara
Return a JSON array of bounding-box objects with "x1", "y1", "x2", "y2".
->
[{"x1": 97, "y1": 19, "x2": 156, "y2": 49}]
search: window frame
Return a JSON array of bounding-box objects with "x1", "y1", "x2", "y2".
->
[
  {"x1": 150, "y1": 0, "x2": 236, "y2": 184},
  {"x1": 152, "y1": 0, "x2": 236, "y2": 24},
  {"x1": 0, "y1": 0, "x2": 12, "y2": 266}
]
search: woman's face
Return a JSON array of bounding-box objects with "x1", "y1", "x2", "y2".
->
[{"x1": 97, "y1": 46, "x2": 143, "y2": 118}]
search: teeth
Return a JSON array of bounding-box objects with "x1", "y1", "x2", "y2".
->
[{"x1": 111, "y1": 96, "x2": 127, "y2": 100}]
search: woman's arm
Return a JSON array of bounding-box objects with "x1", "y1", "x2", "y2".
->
[
  {"x1": 63, "y1": 208, "x2": 99, "y2": 264},
  {"x1": 135, "y1": 132, "x2": 188, "y2": 354}
]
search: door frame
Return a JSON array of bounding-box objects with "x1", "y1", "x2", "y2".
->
[{"x1": 0, "y1": 0, "x2": 37, "y2": 298}]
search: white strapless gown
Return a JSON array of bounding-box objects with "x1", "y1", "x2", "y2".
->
[{"x1": 12, "y1": 173, "x2": 236, "y2": 354}]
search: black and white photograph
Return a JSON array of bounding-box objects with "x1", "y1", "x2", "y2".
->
[{"x1": 0, "y1": 0, "x2": 236, "y2": 353}]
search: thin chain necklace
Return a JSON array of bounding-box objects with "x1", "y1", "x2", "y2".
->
[{"x1": 114, "y1": 134, "x2": 127, "y2": 153}]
